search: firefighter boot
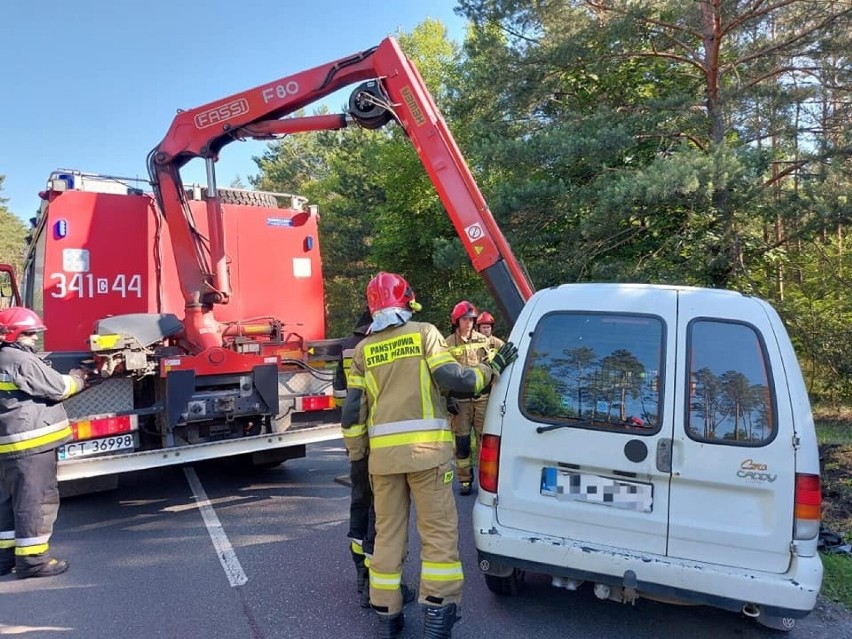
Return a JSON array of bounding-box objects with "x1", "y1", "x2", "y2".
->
[
  {"x1": 356, "y1": 560, "x2": 371, "y2": 608},
  {"x1": 14, "y1": 556, "x2": 69, "y2": 579},
  {"x1": 423, "y1": 603, "x2": 459, "y2": 639},
  {"x1": 375, "y1": 611, "x2": 404, "y2": 639},
  {"x1": 0, "y1": 549, "x2": 13, "y2": 576}
]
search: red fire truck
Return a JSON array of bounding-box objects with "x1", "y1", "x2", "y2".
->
[{"x1": 0, "y1": 36, "x2": 533, "y2": 488}]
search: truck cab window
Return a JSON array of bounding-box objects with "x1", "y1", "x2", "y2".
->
[
  {"x1": 0, "y1": 270, "x2": 15, "y2": 309},
  {"x1": 520, "y1": 312, "x2": 664, "y2": 434},
  {"x1": 686, "y1": 320, "x2": 776, "y2": 445}
]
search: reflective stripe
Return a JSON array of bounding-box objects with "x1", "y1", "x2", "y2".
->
[
  {"x1": 370, "y1": 430, "x2": 453, "y2": 450},
  {"x1": 0, "y1": 530, "x2": 14, "y2": 540},
  {"x1": 351, "y1": 539, "x2": 364, "y2": 555},
  {"x1": 60, "y1": 374, "x2": 80, "y2": 399},
  {"x1": 0, "y1": 419, "x2": 70, "y2": 445},
  {"x1": 0, "y1": 423, "x2": 72, "y2": 455},
  {"x1": 364, "y1": 372, "x2": 379, "y2": 427},
  {"x1": 0, "y1": 540, "x2": 14, "y2": 549},
  {"x1": 449, "y1": 342, "x2": 486, "y2": 358},
  {"x1": 348, "y1": 373, "x2": 365, "y2": 389},
  {"x1": 419, "y1": 360, "x2": 433, "y2": 419},
  {"x1": 426, "y1": 352, "x2": 456, "y2": 371},
  {"x1": 364, "y1": 372, "x2": 379, "y2": 399},
  {"x1": 421, "y1": 561, "x2": 464, "y2": 582},
  {"x1": 0, "y1": 371, "x2": 16, "y2": 391},
  {"x1": 17, "y1": 535, "x2": 50, "y2": 546},
  {"x1": 342, "y1": 423, "x2": 367, "y2": 438},
  {"x1": 370, "y1": 570, "x2": 402, "y2": 590},
  {"x1": 15, "y1": 543, "x2": 49, "y2": 556},
  {"x1": 364, "y1": 555, "x2": 372, "y2": 568},
  {"x1": 369, "y1": 418, "x2": 447, "y2": 438},
  {"x1": 473, "y1": 367, "x2": 486, "y2": 393},
  {"x1": 456, "y1": 458, "x2": 472, "y2": 468}
]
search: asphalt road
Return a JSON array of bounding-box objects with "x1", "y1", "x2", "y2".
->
[{"x1": 1, "y1": 442, "x2": 851, "y2": 638}]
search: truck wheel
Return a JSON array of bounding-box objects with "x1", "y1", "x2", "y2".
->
[
  {"x1": 188, "y1": 187, "x2": 280, "y2": 208},
  {"x1": 484, "y1": 569, "x2": 524, "y2": 596}
]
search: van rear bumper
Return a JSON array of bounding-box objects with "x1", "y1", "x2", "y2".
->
[{"x1": 473, "y1": 501, "x2": 822, "y2": 619}]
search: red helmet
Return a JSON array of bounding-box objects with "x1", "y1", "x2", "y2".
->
[
  {"x1": 0, "y1": 307, "x2": 47, "y2": 343},
  {"x1": 476, "y1": 311, "x2": 495, "y2": 327},
  {"x1": 366, "y1": 272, "x2": 416, "y2": 315},
  {"x1": 451, "y1": 300, "x2": 478, "y2": 325}
]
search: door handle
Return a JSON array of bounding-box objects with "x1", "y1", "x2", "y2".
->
[{"x1": 656, "y1": 439, "x2": 672, "y2": 473}]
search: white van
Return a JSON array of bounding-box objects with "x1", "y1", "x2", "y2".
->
[{"x1": 473, "y1": 283, "x2": 823, "y2": 632}]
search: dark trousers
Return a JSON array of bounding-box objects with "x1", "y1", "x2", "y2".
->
[
  {"x1": 348, "y1": 457, "x2": 375, "y2": 562},
  {"x1": 0, "y1": 449, "x2": 60, "y2": 570}
]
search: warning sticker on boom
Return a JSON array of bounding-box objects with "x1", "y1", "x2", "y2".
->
[{"x1": 465, "y1": 223, "x2": 484, "y2": 242}]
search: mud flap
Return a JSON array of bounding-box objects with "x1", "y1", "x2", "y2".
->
[
  {"x1": 165, "y1": 369, "x2": 196, "y2": 446},
  {"x1": 253, "y1": 363, "x2": 279, "y2": 427}
]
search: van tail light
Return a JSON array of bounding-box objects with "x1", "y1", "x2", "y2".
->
[
  {"x1": 479, "y1": 434, "x2": 501, "y2": 494},
  {"x1": 794, "y1": 473, "x2": 821, "y2": 540}
]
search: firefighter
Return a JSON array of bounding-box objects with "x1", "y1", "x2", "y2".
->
[
  {"x1": 334, "y1": 308, "x2": 414, "y2": 609},
  {"x1": 341, "y1": 273, "x2": 517, "y2": 638},
  {"x1": 0, "y1": 307, "x2": 87, "y2": 579},
  {"x1": 334, "y1": 308, "x2": 374, "y2": 606},
  {"x1": 446, "y1": 301, "x2": 493, "y2": 496},
  {"x1": 475, "y1": 310, "x2": 504, "y2": 347}
]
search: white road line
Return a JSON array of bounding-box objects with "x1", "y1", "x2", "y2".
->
[{"x1": 184, "y1": 466, "x2": 248, "y2": 587}]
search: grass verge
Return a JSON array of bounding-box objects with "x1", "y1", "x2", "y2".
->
[
  {"x1": 820, "y1": 554, "x2": 852, "y2": 607},
  {"x1": 815, "y1": 411, "x2": 852, "y2": 609}
]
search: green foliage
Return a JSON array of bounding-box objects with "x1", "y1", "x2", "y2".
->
[
  {"x1": 820, "y1": 554, "x2": 852, "y2": 608},
  {"x1": 522, "y1": 364, "x2": 564, "y2": 416},
  {"x1": 0, "y1": 175, "x2": 27, "y2": 275},
  {"x1": 250, "y1": 7, "x2": 851, "y2": 402}
]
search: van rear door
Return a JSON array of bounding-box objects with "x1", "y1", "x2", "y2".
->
[
  {"x1": 495, "y1": 285, "x2": 677, "y2": 555},
  {"x1": 668, "y1": 289, "x2": 795, "y2": 573}
]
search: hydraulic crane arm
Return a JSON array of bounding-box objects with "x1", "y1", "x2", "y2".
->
[{"x1": 149, "y1": 37, "x2": 534, "y2": 354}]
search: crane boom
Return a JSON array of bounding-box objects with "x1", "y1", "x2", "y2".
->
[{"x1": 149, "y1": 37, "x2": 534, "y2": 353}]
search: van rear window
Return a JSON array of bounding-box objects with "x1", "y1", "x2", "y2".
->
[
  {"x1": 686, "y1": 319, "x2": 776, "y2": 446},
  {"x1": 520, "y1": 312, "x2": 664, "y2": 434}
]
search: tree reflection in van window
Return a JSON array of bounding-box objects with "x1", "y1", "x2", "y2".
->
[
  {"x1": 688, "y1": 320, "x2": 775, "y2": 445},
  {"x1": 520, "y1": 313, "x2": 664, "y2": 434}
]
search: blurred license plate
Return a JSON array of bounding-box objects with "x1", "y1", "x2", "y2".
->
[
  {"x1": 57, "y1": 434, "x2": 137, "y2": 460},
  {"x1": 541, "y1": 467, "x2": 653, "y2": 512}
]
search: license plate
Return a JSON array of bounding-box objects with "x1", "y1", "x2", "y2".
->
[
  {"x1": 541, "y1": 467, "x2": 654, "y2": 512},
  {"x1": 57, "y1": 433, "x2": 138, "y2": 460}
]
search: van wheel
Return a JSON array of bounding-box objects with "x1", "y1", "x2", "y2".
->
[
  {"x1": 756, "y1": 614, "x2": 796, "y2": 632},
  {"x1": 484, "y1": 569, "x2": 524, "y2": 596}
]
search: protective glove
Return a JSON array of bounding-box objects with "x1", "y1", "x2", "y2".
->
[{"x1": 489, "y1": 341, "x2": 518, "y2": 375}]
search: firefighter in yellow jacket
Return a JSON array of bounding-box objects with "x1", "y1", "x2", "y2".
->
[
  {"x1": 475, "y1": 311, "x2": 504, "y2": 349},
  {"x1": 341, "y1": 273, "x2": 517, "y2": 639},
  {"x1": 446, "y1": 302, "x2": 503, "y2": 495}
]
